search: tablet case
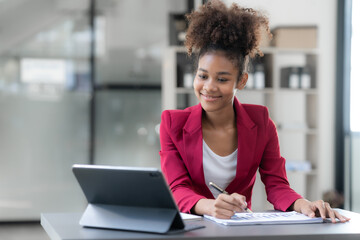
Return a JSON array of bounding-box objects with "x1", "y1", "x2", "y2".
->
[{"x1": 72, "y1": 164, "x2": 203, "y2": 234}]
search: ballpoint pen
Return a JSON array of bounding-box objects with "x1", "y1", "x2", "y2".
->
[{"x1": 209, "y1": 182, "x2": 253, "y2": 213}]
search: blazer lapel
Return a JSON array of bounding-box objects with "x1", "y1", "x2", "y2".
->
[
  {"x1": 227, "y1": 98, "x2": 258, "y2": 192},
  {"x1": 183, "y1": 104, "x2": 213, "y2": 197}
]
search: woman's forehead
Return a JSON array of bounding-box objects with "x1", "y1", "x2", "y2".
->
[{"x1": 198, "y1": 52, "x2": 238, "y2": 72}]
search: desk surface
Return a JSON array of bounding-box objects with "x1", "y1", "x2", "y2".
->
[{"x1": 41, "y1": 209, "x2": 360, "y2": 240}]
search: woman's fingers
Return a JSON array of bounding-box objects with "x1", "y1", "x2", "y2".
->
[
  {"x1": 212, "y1": 206, "x2": 235, "y2": 219},
  {"x1": 301, "y1": 205, "x2": 316, "y2": 218},
  {"x1": 334, "y1": 210, "x2": 351, "y2": 223},
  {"x1": 216, "y1": 194, "x2": 243, "y2": 212},
  {"x1": 316, "y1": 200, "x2": 327, "y2": 219},
  {"x1": 324, "y1": 202, "x2": 336, "y2": 223},
  {"x1": 323, "y1": 203, "x2": 351, "y2": 223},
  {"x1": 212, "y1": 193, "x2": 248, "y2": 218},
  {"x1": 212, "y1": 196, "x2": 237, "y2": 218},
  {"x1": 231, "y1": 193, "x2": 248, "y2": 211},
  {"x1": 293, "y1": 198, "x2": 315, "y2": 217},
  {"x1": 303, "y1": 200, "x2": 351, "y2": 223}
]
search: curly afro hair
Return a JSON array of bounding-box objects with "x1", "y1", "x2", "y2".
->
[{"x1": 185, "y1": 0, "x2": 271, "y2": 76}]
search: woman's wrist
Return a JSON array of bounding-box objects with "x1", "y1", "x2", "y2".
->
[
  {"x1": 192, "y1": 198, "x2": 214, "y2": 216},
  {"x1": 291, "y1": 198, "x2": 310, "y2": 212}
]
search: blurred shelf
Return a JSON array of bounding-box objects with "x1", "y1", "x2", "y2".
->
[
  {"x1": 176, "y1": 87, "x2": 194, "y2": 94},
  {"x1": 262, "y1": 47, "x2": 319, "y2": 55},
  {"x1": 286, "y1": 169, "x2": 317, "y2": 176},
  {"x1": 277, "y1": 128, "x2": 318, "y2": 135},
  {"x1": 278, "y1": 88, "x2": 318, "y2": 95},
  {"x1": 242, "y1": 88, "x2": 275, "y2": 94}
]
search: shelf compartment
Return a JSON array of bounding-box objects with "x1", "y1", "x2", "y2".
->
[
  {"x1": 176, "y1": 87, "x2": 194, "y2": 94},
  {"x1": 247, "y1": 54, "x2": 273, "y2": 89},
  {"x1": 176, "y1": 92, "x2": 198, "y2": 110}
]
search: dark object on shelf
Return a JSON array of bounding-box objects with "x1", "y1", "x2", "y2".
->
[
  {"x1": 183, "y1": 64, "x2": 194, "y2": 88},
  {"x1": 254, "y1": 64, "x2": 266, "y2": 89},
  {"x1": 176, "y1": 52, "x2": 196, "y2": 88},
  {"x1": 281, "y1": 67, "x2": 300, "y2": 88},
  {"x1": 300, "y1": 66, "x2": 312, "y2": 89},
  {"x1": 169, "y1": 13, "x2": 188, "y2": 46},
  {"x1": 248, "y1": 55, "x2": 272, "y2": 88},
  {"x1": 323, "y1": 190, "x2": 344, "y2": 208},
  {"x1": 281, "y1": 66, "x2": 314, "y2": 89},
  {"x1": 288, "y1": 67, "x2": 300, "y2": 89}
]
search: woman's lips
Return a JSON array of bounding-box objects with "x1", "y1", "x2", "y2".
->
[{"x1": 201, "y1": 93, "x2": 221, "y2": 102}]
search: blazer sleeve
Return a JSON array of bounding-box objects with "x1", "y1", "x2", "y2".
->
[
  {"x1": 258, "y1": 108, "x2": 303, "y2": 211},
  {"x1": 159, "y1": 110, "x2": 206, "y2": 213}
]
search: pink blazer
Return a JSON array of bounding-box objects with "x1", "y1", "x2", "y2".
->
[{"x1": 159, "y1": 98, "x2": 302, "y2": 213}]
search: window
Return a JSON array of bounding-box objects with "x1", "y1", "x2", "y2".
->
[{"x1": 350, "y1": 0, "x2": 360, "y2": 132}]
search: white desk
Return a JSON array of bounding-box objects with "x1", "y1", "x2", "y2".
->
[{"x1": 41, "y1": 209, "x2": 360, "y2": 240}]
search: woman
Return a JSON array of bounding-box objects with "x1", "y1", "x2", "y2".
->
[{"x1": 159, "y1": 0, "x2": 349, "y2": 223}]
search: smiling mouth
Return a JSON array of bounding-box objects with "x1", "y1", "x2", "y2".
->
[{"x1": 201, "y1": 93, "x2": 221, "y2": 102}]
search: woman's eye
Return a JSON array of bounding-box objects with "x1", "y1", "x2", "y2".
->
[
  {"x1": 218, "y1": 78, "x2": 228, "y2": 82},
  {"x1": 198, "y1": 74, "x2": 207, "y2": 79}
]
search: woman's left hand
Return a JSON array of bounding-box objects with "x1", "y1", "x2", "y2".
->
[{"x1": 292, "y1": 198, "x2": 350, "y2": 223}]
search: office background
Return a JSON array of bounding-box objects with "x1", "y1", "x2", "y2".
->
[{"x1": 0, "y1": 0, "x2": 358, "y2": 227}]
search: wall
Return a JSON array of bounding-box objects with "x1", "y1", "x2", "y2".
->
[
  {"x1": 226, "y1": 0, "x2": 338, "y2": 200},
  {"x1": 351, "y1": 135, "x2": 360, "y2": 212}
]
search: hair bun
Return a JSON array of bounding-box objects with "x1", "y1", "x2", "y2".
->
[{"x1": 185, "y1": 0, "x2": 271, "y2": 58}]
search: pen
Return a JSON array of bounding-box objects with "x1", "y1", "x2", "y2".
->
[{"x1": 209, "y1": 182, "x2": 253, "y2": 213}]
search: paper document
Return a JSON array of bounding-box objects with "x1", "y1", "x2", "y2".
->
[
  {"x1": 180, "y1": 212, "x2": 203, "y2": 220},
  {"x1": 204, "y1": 211, "x2": 324, "y2": 226}
]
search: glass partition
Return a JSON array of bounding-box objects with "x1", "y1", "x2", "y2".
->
[
  {"x1": 93, "y1": 0, "x2": 187, "y2": 166},
  {"x1": 0, "y1": 0, "x2": 189, "y2": 220},
  {"x1": 95, "y1": 90, "x2": 161, "y2": 168},
  {"x1": 0, "y1": 0, "x2": 91, "y2": 220},
  {"x1": 349, "y1": 0, "x2": 360, "y2": 212}
]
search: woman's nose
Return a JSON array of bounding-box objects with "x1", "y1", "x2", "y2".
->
[{"x1": 203, "y1": 78, "x2": 217, "y2": 91}]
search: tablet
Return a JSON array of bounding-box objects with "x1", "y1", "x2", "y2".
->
[{"x1": 72, "y1": 164, "x2": 204, "y2": 234}]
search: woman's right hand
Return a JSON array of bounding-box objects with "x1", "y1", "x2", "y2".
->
[{"x1": 193, "y1": 193, "x2": 248, "y2": 219}]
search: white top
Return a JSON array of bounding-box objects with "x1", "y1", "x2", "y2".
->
[{"x1": 203, "y1": 140, "x2": 237, "y2": 198}]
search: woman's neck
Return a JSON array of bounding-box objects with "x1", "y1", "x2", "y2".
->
[{"x1": 202, "y1": 104, "x2": 236, "y2": 130}]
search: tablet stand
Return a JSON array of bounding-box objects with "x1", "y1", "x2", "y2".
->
[{"x1": 80, "y1": 203, "x2": 189, "y2": 234}]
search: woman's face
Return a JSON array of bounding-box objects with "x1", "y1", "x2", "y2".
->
[{"x1": 193, "y1": 52, "x2": 246, "y2": 114}]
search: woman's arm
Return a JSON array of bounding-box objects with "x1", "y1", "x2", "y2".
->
[{"x1": 159, "y1": 111, "x2": 205, "y2": 213}]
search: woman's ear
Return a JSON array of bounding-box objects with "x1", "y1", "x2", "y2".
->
[{"x1": 236, "y1": 73, "x2": 248, "y2": 90}]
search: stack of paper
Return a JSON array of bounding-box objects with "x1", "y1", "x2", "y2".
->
[{"x1": 204, "y1": 211, "x2": 323, "y2": 226}]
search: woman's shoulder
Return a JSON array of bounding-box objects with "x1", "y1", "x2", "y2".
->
[
  {"x1": 241, "y1": 103, "x2": 268, "y2": 113},
  {"x1": 240, "y1": 103, "x2": 271, "y2": 125},
  {"x1": 161, "y1": 105, "x2": 199, "y2": 127},
  {"x1": 161, "y1": 105, "x2": 196, "y2": 117}
]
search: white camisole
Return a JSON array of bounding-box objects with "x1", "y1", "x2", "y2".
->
[{"x1": 203, "y1": 140, "x2": 237, "y2": 198}]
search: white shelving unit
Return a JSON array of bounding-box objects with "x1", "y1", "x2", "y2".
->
[{"x1": 162, "y1": 46, "x2": 320, "y2": 210}]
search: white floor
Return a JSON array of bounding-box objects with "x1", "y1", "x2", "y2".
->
[{"x1": 0, "y1": 222, "x2": 49, "y2": 240}]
